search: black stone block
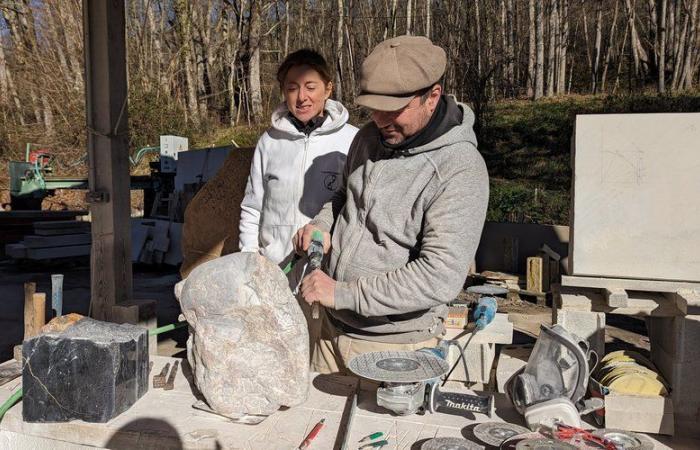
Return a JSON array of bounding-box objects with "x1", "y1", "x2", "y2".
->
[{"x1": 22, "y1": 318, "x2": 148, "y2": 423}]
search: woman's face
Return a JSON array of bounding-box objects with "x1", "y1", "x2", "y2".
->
[{"x1": 283, "y1": 64, "x2": 332, "y2": 124}]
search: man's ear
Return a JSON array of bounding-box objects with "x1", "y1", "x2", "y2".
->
[{"x1": 428, "y1": 84, "x2": 442, "y2": 112}]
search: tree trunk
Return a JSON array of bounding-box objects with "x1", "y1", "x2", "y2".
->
[
  {"x1": 535, "y1": 0, "x2": 545, "y2": 99},
  {"x1": 557, "y1": 0, "x2": 569, "y2": 94},
  {"x1": 547, "y1": 0, "x2": 559, "y2": 97},
  {"x1": 406, "y1": 0, "x2": 413, "y2": 35},
  {"x1": 335, "y1": 0, "x2": 344, "y2": 103},
  {"x1": 425, "y1": 0, "x2": 431, "y2": 38},
  {"x1": 592, "y1": 0, "x2": 604, "y2": 93},
  {"x1": 528, "y1": 0, "x2": 536, "y2": 98},
  {"x1": 658, "y1": 0, "x2": 667, "y2": 93},
  {"x1": 248, "y1": 0, "x2": 264, "y2": 122},
  {"x1": 601, "y1": 0, "x2": 621, "y2": 92},
  {"x1": 174, "y1": 0, "x2": 201, "y2": 125}
]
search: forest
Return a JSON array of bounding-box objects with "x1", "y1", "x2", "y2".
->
[{"x1": 1, "y1": 0, "x2": 700, "y2": 223}]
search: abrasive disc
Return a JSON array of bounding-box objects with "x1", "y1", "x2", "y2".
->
[
  {"x1": 499, "y1": 433, "x2": 553, "y2": 450},
  {"x1": 467, "y1": 285, "x2": 509, "y2": 296},
  {"x1": 473, "y1": 422, "x2": 531, "y2": 447},
  {"x1": 592, "y1": 429, "x2": 655, "y2": 450},
  {"x1": 421, "y1": 437, "x2": 484, "y2": 450},
  {"x1": 513, "y1": 438, "x2": 577, "y2": 450},
  {"x1": 348, "y1": 350, "x2": 449, "y2": 383}
]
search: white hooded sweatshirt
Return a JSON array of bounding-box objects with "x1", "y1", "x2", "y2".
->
[{"x1": 239, "y1": 99, "x2": 358, "y2": 265}]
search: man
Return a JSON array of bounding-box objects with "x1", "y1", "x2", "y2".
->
[{"x1": 293, "y1": 35, "x2": 489, "y2": 373}]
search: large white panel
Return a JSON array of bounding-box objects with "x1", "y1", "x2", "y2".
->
[{"x1": 572, "y1": 113, "x2": 700, "y2": 282}]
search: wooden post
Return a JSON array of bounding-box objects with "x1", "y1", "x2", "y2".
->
[
  {"x1": 526, "y1": 257, "x2": 544, "y2": 294},
  {"x1": 83, "y1": 0, "x2": 133, "y2": 321},
  {"x1": 23, "y1": 282, "x2": 45, "y2": 340}
]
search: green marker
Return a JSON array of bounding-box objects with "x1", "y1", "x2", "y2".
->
[
  {"x1": 358, "y1": 432, "x2": 384, "y2": 444},
  {"x1": 360, "y1": 439, "x2": 389, "y2": 449}
]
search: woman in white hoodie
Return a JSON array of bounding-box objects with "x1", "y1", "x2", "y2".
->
[{"x1": 239, "y1": 49, "x2": 358, "y2": 271}]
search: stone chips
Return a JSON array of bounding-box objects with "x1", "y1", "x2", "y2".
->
[{"x1": 177, "y1": 252, "x2": 309, "y2": 423}]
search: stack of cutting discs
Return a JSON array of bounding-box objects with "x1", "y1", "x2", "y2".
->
[
  {"x1": 420, "y1": 437, "x2": 483, "y2": 450},
  {"x1": 473, "y1": 422, "x2": 530, "y2": 448},
  {"x1": 592, "y1": 429, "x2": 655, "y2": 450},
  {"x1": 593, "y1": 350, "x2": 669, "y2": 396}
]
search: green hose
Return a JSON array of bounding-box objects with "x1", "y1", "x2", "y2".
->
[
  {"x1": 0, "y1": 387, "x2": 22, "y2": 422},
  {"x1": 0, "y1": 320, "x2": 189, "y2": 422}
]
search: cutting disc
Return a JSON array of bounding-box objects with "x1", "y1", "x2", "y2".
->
[
  {"x1": 513, "y1": 438, "x2": 577, "y2": 450},
  {"x1": 467, "y1": 285, "x2": 509, "y2": 296},
  {"x1": 592, "y1": 429, "x2": 655, "y2": 450},
  {"x1": 348, "y1": 350, "x2": 449, "y2": 383},
  {"x1": 421, "y1": 437, "x2": 484, "y2": 450},
  {"x1": 473, "y1": 422, "x2": 531, "y2": 447}
]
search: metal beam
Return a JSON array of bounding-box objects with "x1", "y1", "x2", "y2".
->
[{"x1": 83, "y1": 0, "x2": 133, "y2": 320}]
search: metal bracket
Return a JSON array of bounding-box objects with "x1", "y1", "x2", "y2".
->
[{"x1": 85, "y1": 191, "x2": 110, "y2": 203}]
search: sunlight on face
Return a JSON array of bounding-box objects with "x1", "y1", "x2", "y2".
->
[
  {"x1": 283, "y1": 65, "x2": 332, "y2": 124},
  {"x1": 370, "y1": 86, "x2": 442, "y2": 145}
]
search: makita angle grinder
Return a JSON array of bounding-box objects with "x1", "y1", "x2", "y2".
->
[{"x1": 348, "y1": 346, "x2": 495, "y2": 417}]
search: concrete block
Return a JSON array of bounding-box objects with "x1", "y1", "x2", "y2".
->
[
  {"x1": 604, "y1": 393, "x2": 674, "y2": 436},
  {"x1": 443, "y1": 313, "x2": 513, "y2": 345},
  {"x1": 445, "y1": 341, "x2": 495, "y2": 384},
  {"x1": 496, "y1": 345, "x2": 532, "y2": 393},
  {"x1": 553, "y1": 309, "x2": 605, "y2": 358},
  {"x1": 647, "y1": 315, "x2": 700, "y2": 362},
  {"x1": 651, "y1": 342, "x2": 700, "y2": 421}
]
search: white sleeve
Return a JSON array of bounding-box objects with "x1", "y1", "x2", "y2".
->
[{"x1": 238, "y1": 141, "x2": 265, "y2": 252}]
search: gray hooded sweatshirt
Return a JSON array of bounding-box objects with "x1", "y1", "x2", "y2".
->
[{"x1": 310, "y1": 100, "x2": 489, "y2": 343}]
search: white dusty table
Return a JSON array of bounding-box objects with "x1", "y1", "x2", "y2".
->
[{"x1": 0, "y1": 356, "x2": 696, "y2": 449}]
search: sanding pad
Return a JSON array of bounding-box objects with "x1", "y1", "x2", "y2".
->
[
  {"x1": 513, "y1": 438, "x2": 577, "y2": 450},
  {"x1": 473, "y1": 422, "x2": 531, "y2": 447},
  {"x1": 421, "y1": 437, "x2": 484, "y2": 450},
  {"x1": 592, "y1": 429, "x2": 654, "y2": 450},
  {"x1": 348, "y1": 350, "x2": 449, "y2": 383}
]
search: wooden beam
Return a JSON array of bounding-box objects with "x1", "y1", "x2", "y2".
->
[{"x1": 83, "y1": 0, "x2": 133, "y2": 320}]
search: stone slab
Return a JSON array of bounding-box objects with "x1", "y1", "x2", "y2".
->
[
  {"x1": 23, "y1": 233, "x2": 91, "y2": 249},
  {"x1": 562, "y1": 275, "x2": 700, "y2": 293},
  {"x1": 571, "y1": 113, "x2": 700, "y2": 282},
  {"x1": 496, "y1": 345, "x2": 532, "y2": 393},
  {"x1": 443, "y1": 313, "x2": 514, "y2": 345}
]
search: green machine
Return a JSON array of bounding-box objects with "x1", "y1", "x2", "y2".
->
[{"x1": 9, "y1": 143, "x2": 164, "y2": 211}]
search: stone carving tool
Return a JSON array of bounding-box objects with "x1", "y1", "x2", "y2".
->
[{"x1": 307, "y1": 230, "x2": 325, "y2": 319}]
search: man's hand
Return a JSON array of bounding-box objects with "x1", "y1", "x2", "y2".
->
[
  {"x1": 300, "y1": 269, "x2": 336, "y2": 309},
  {"x1": 293, "y1": 224, "x2": 331, "y2": 254}
]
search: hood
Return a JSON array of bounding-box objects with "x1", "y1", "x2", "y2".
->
[
  {"x1": 403, "y1": 99, "x2": 478, "y2": 156},
  {"x1": 270, "y1": 98, "x2": 350, "y2": 138}
]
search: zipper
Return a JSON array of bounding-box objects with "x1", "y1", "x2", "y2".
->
[
  {"x1": 296, "y1": 135, "x2": 310, "y2": 225},
  {"x1": 335, "y1": 161, "x2": 387, "y2": 281}
]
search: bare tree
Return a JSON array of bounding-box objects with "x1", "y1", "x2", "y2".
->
[{"x1": 535, "y1": 0, "x2": 545, "y2": 98}]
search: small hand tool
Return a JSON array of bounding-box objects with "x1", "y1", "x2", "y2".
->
[
  {"x1": 298, "y1": 417, "x2": 325, "y2": 449},
  {"x1": 358, "y1": 432, "x2": 384, "y2": 444},
  {"x1": 307, "y1": 230, "x2": 324, "y2": 319}
]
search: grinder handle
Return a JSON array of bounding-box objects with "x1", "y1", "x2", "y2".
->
[{"x1": 430, "y1": 387, "x2": 494, "y2": 418}]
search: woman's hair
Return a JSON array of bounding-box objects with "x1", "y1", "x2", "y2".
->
[{"x1": 276, "y1": 49, "x2": 332, "y2": 86}]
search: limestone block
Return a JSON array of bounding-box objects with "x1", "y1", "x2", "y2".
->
[
  {"x1": 571, "y1": 113, "x2": 700, "y2": 282},
  {"x1": 496, "y1": 345, "x2": 532, "y2": 393},
  {"x1": 553, "y1": 309, "x2": 605, "y2": 358},
  {"x1": 178, "y1": 252, "x2": 309, "y2": 424},
  {"x1": 647, "y1": 315, "x2": 700, "y2": 362},
  {"x1": 445, "y1": 341, "x2": 495, "y2": 384},
  {"x1": 22, "y1": 318, "x2": 148, "y2": 423},
  {"x1": 651, "y1": 341, "x2": 700, "y2": 421},
  {"x1": 604, "y1": 393, "x2": 674, "y2": 436}
]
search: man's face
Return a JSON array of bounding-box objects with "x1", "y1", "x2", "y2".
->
[{"x1": 371, "y1": 85, "x2": 442, "y2": 145}]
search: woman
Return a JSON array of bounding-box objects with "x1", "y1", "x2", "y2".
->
[{"x1": 239, "y1": 49, "x2": 357, "y2": 271}]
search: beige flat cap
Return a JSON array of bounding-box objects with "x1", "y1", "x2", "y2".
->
[{"x1": 355, "y1": 35, "x2": 447, "y2": 111}]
